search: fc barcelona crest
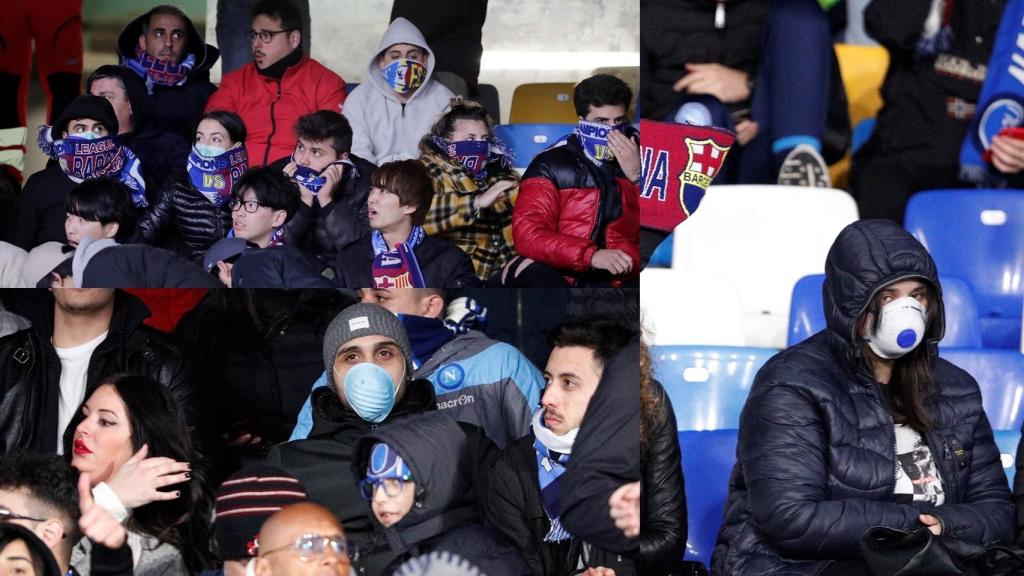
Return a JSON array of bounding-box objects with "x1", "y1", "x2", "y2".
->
[{"x1": 679, "y1": 137, "x2": 729, "y2": 217}]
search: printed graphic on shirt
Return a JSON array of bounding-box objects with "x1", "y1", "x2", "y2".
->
[{"x1": 893, "y1": 424, "x2": 945, "y2": 505}]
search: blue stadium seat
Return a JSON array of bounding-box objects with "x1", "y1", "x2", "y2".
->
[
  {"x1": 653, "y1": 345, "x2": 778, "y2": 430},
  {"x1": 851, "y1": 117, "x2": 875, "y2": 154},
  {"x1": 345, "y1": 82, "x2": 359, "y2": 94},
  {"x1": 905, "y1": 189, "x2": 1024, "y2": 349},
  {"x1": 992, "y1": 429, "x2": 1021, "y2": 487},
  {"x1": 679, "y1": 429, "x2": 737, "y2": 569},
  {"x1": 648, "y1": 233, "x2": 674, "y2": 268},
  {"x1": 941, "y1": 349, "x2": 1024, "y2": 430},
  {"x1": 493, "y1": 124, "x2": 574, "y2": 170},
  {"x1": 786, "y1": 274, "x2": 983, "y2": 349}
]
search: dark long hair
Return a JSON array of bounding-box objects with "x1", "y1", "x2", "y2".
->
[
  {"x1": 857, "y1": 283, "x2": 940, "y2": 432},
  {"x1": 639, "y1": 335, "x2": 666, "y2": 456},
  {"x1": 63, "y1": 374, "x2": 214, "y2": 572}
]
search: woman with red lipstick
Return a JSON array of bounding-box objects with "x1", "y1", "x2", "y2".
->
[{"x1": 63, "y1": 374, "x2": 213, "y2": 575}]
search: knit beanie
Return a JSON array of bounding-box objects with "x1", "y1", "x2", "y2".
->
[
  {"x1": 323, "y1": 303, "x2": 413, "y2": 387},
  {"x1": 213, "y1": 463, "x2": 308, "y2": 561},
  {"x1": 50, "y1": 95, "x2": 119, "y2": 141}
]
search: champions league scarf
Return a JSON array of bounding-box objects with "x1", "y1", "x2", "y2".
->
[
  {"x1": 532, "y1": 410, "x2": 577, "y2": 543},
  {"x1": 39, "y1": 128, "x2": 148, "y2": 207},
  {"x1": 575, "y1": 120, "x2": 625, "y2": 165},
  {"x1": 289, "y1": 157, "x2": 356, "y2": 197},
  {"x1": 431, "y1": 135, "x2": 515, "y2": 181},
  {"x1": 371, "y1": 225, "x2": 426, "y2": 288},
  {"x1": 187, "y1": 145, "x2": 248, "y2": 207},
  {"x1": 124, "y1": 45, "x2": 196, "y2": 93},
  {"x1": 959, "y1": 0, "x2": 1024, "y2": 184}
]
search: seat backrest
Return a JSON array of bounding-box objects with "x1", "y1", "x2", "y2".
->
[
  {"x1": 905, "y1": 189, "x2": 1024, "y2": 348},
  {"x1": 654, "y1": 345, "x2": 778, "y2": 431},
  {"x1": 345, "y1": 82, "x2": 359, "y2": 94},
  {"x1": 992, "y1": 429, "x2": 1020, "y2": 488},
  {"x1": 492, "y1": 124, "x2": 574, "y2": 170},
  {"x1": 648, "y1": 232, "x2": 674, "y2": 268},
  {"x1": 509, "y1": 82, "x2": 578, "y2": 124},
  {"x1": 476, "y1": 83, "x2": 501, "y2": 124},
  {"x1": 828, "y1": 43, "x2": 889, "y2": 188},
  {"x1": 679, "y1": 429, "x2": 738, "y2": 569},
  {"x1": 786, "y1": 274, "x2": 982, "y2": 348},
  {"x1": 641, "y1": 268, "x2": 746, "y2": 346},
  {"x1": 941, "y1": 348, "x2": 1024, "y2": 430},
  {"x1": 673, "y1": 185, "x2": 858, "y2": 348}
]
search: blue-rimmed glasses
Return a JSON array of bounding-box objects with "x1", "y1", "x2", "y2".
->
[{"x1": 358, "y1": 477, "x2": 409, "y2": 500}]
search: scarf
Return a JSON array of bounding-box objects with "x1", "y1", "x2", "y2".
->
[
  {"x1": 371, "y1": 226, "x2": 426, "y2": 288},
  {"x1": 124, "y1": 45, "x2": 196, "y2": 93},
  {"x1": 39, "y1": 127, "x2": 148, "y2": 207},
  {"x1": 959, "y1": 0, "x2": 1024, "y2": 184},
  {"x1": 290, "y1": 157, "x2": 356, "y2": 197},
  {"x1": 575, "y1": 120, "x2": 624, "y2": 166},
  {"x1": 397, "y1": 314, "x2": 457, "y2": 369},
  {"x1": 258, "y1": 47, "x2": 303, "y2": 80},
  {"x1": 430, "y1": 134, "x2": 515, "y2": 183},
  {"x1": 187, "y1": 145, "x2": 248, "y2": 207},
  {"x1": 532, "y1": 410, "x2": 577, "y2": 543},
  {"x1": 916, "y1": 0, "x2": 954, "y2": 57}
]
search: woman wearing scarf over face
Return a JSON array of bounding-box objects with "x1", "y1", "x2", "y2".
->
[
  {"x1": 4, "y1": 95, "x2": 145, "y2": 251},
  {"x1": 418, "y1": 99, "x2": 518, "y2": 282},
  {"x1": 134, "y1": 111, "x2": 249, "y2": 261}
]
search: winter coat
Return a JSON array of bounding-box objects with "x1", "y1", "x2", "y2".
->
[
  {"x1": 229, "y1": 245, "x2": 336, "y2": 288},
  {"x1": 205, "y1": 53, "x2": 347, "y2": 166},
  {"x1": 133, "y1": 177, "x2": 233, "y2": 262},
  {"x1": 333, "y1": 234, "x2": 481, "y2": 288},
  {"x1": 712, "y1": 219, "x2": 1015, "y2": 575},
  {"x1": 117, "y1": 125, "x2": 188, "y2": 197},
  {"x1": 116, "y1": 11, "x2": 219, "y2": 140},
  {"x1": 5, "y1": 161, "x2": 77, "y2": 250},
  {"x1": 419, "y1": 141, "x2": 517, "y2": 281},
  {"x1": 77, "y1": 243, "x2": 222, "y2": 288},
  {"x1": 512, "y1": 135, "x2": 640, "y2": 286},
  {"x1": 344, "y1": 18, "x2": 455, "y2": 164},
  {"x1": 352, "y1": 412, "x2": 529, "y2": 576},
  {"x1": 0, "y1": 241, "x2": 28, "y2": 287},
  {"x1": 0, "y1": 290, "x2": 202, "y2": 454}
]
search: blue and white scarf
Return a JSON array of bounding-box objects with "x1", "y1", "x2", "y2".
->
[
  {"x1": 38, "y1": 126, "x2": 147, "y2": 207},
  {"x1": 371, "y1": 225, "x2": 426, "y2": 288},
  {"x1": 532, "y1": 410, "x2": 577, "y2": 543}
]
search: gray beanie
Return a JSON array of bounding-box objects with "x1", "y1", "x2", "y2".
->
[{"x1": 323, "y1": 303, "x2": 413, "y2": 387}]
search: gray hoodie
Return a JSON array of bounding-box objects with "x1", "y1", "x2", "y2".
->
[{"x1": 344, "y1": 18, "x2": 455, "y2": 164}]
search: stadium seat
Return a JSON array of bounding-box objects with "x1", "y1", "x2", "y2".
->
[
  {"x1": 829, "y1": 43, "x2": 889, "y2": 188},
  {"x1": 509, "y1": 82, "x2": 578, "y2": 124},
  {"x1": 671, "y1": 185, "x2": 858, "y2": 349},
  {"x1": 654, "y1": 345, "x2": 778, "y2": 431},
  {"x1": 641, "y1": 268, "x2": 746, "y2": 346},
  {"x1": 476, "y1": 83, "x2": 501, "y2": 124},
  {"x1": 492, "y1": 123, "x2": 573, "y2": 171},
  {"x1": 345, "y1": 82, "x2": 359, "y2": 94},
  {"x1": 941, "y1": 349, "x2": 1024, "y2": 430},
  {"x1": 993, "y1": 429, "x2": 1020, "y2": 487},
  {"x1": 648, "y1": 233, "x2": 674, "y2": 268},
  {"x1": 679, "y1": 429, "x2": 737, "y2": 569},
  {"x1": 851, "y1": 117, "x2": 875, "y2": 154},
  {"x1": 786, "y1": 274, "x2": 983, "y2": 348},
  {"x1": 905, "y1": 189, "x2": 1024, "y2": 348}
]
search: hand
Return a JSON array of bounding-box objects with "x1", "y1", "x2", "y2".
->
[
  {"x1": 919, "y1": 514, "x2": 942, "y2": 536},
  {"x1": 735, "y1": 119, "x2": 759, "y2": 146},
  {"x1": 217, "y1": 261, "x2": 233, "y2": 288},
  {"x1": 223, "y1": 418, "x2": 263, "y2": 447},
  {"x1": 591, "y1": 249, "x2": 634, "y2": 276},
  {"x1": 990, "y1": 135, "x2": 1024, "y2": 174},
  {"x1": 583, "y1": 568, "x2": 616, "y2": 576},
  {"x1": 104, "y1": 444, "x2": 190, "y2": 510},
  {"x1": 317, "y1": 163, "x2": 345, "y2": 208},
  {"x1": 476, "y1": 179, "x2": 517, "y2": 210},
  {"x1": 78, "y1": 472, "x2": 127, "y2": 549},
  {"x1": 673, "y1": 63, "x2": 751, "y2": 104},
  {"x1": 608, "y1": 130, "x2": 641, "y2": 182},
  {"x1": 608, "y1": 482, "x2": 641, "y2": 538}
]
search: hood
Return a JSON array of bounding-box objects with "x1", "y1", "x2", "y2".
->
[
  {"x1": 309, "y1": 378, "x2": 436, "y2": 438},
  {"x1": 116, "y1": 10, "x2": 219, "y2": 76},
  {"x1": 365, "y1": 17, "x2": 438, "y2": 104},
  {"x1": 352, "y1": 412, "x2": 479, "y2": 554},
  {"x1": 822, "y1": 219, "x2": 945, "y2": 349}
]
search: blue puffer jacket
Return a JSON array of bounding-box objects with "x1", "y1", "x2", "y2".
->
[{"x1": 711, "y1": 219, "x2": 1014, "y2": 575}]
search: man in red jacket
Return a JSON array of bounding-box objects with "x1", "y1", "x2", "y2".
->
[
  {"x1": 205, "y1": 0, "x2": 346, "y2": 166},
  {"x1": 506, "y1": 74, "x2": 640, "y2": 287}
]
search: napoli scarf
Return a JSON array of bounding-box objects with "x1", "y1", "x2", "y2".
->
[
  {"x1": 959, "y1": 0, "x2": 1024, "y2": 184},
  {"x1": 371, "y1": 226, "x2": 426, "y2": 288},
  {"x1": 397, "y1": 314, "x2": 457, "y2": 369},
  {"x1": 39, "y1": 128, "x2": 148, "y2": 207},
  {"x1": 124, "y1": 46, "x2": 196, "y2": 93},
  {"x1": 532, "y1": 410, "x2": 578, "y2": 543},
  {"x1": 187, "y1": 145, "x2": 248, "y2": 207}
]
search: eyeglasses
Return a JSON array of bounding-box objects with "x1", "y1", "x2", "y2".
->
[
  {"x1": 229, "y1": 199, "x2": 265, "y2": 213},
  {"x1": 245, "y1": 29, "x2": 295, "y2": 43},
  {"x1": 358, "y1": 477, "x2": 409, "y2": 500},
  {"x1": 0, "y1": 509, "x2": 48, "y2": 523},
  {"x1": 259, "y1": 533, "x2": 348, "y2": 562}
]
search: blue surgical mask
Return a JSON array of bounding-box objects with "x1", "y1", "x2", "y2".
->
[
  {"x1": 343, "y1": 363, "x2": 400, "y2": 423},
  {"x1": 68, "y1": 131, "x2": 100, "y2": 141},
  {"x1": 194, "y1": 143, "x2": 227, "y2": 158}
]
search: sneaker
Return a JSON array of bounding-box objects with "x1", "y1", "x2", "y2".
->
[{"x1": 776, "y1": 144, "x2": 831, "y2": 188}]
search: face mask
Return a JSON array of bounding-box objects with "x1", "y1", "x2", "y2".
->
[
  {"x1": 342, "y1": 362, "x2": 402, "y2": 423},
  {"x1": 381, "y1": 59, "x2": 426, "y2": 94},
  {"x1": 575, "y1": 120, "x2": 626, "y2": 164},
  {"x1": 194, "y1": 143, "x2": 227, "y2": 158},
  {"x1": 187, "y1": 145, "x2": 249, "y2": 207},
  {"x1": 446, "y1": 139, "x2": 489, "y2": 176},
  {"x1": 69, "y1": 131, "x2": 100, "y2": 141},
  {"x1": 864, "y1": 296, "x2": 927, "y2": 359}
]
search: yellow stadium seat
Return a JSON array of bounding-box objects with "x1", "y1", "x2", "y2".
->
[
  {"x1": 829, "y1": 43, "x2": 890, "y2": 188},
  {"x1": 509, "y1": 83, "x2": 578, "y2": 124}
]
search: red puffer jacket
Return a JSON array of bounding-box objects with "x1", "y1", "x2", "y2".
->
[
  {"x1": 512, "y1": 137, "x2": 640, "y2": 285},
  {"x1": 205, "y1": 53, "x2": 346, "y2": 165}
]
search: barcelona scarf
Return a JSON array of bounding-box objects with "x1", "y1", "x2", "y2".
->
[
  {"x1": 124, "y1": 46, "x2": 196, "y2": 93},
  {"x1": 371, "y1": 226, "x2": 426, "y2": 288},
  {"x1": 43, "y1": 130, "x2": 148, "y2": 207},
  {"x1": 187, "y1": 146, "x2": 248, "y2": 207}
]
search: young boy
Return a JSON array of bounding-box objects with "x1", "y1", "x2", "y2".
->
[{"x1": 64, "y1": 177, "x2": 136, "y2": 248}]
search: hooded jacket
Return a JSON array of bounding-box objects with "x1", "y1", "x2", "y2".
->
[
  {"x1": 116, "y1": 10, "x2": 220, "y2": 141},
  {"x1": 711, "y1": 220, "x2": 1014, "y2": 575},
  {"x1": 71, "y1": 238, "x2": 223, "y2": 288},
  {"x1": 344, "y1": 18, "x2": 455, "y2": 164},
  {"x1": 5, "y1": 161, "x2": 77, "y2": 250},
  {"x1": 352, "y1": 412, "x2": 530, "y2": 576}
]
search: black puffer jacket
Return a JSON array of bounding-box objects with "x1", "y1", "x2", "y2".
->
[
  {"x1": 5, "y1": 162, "x2": 77, "y2": 250},
  {"x1": 712, "y1": 219, "x2": 1014, "y2": 575},
  {"x1": 333, "y1": 234, "x2": 481, "y2": 288},
  {"x1": 0, "y1": 290, "x2": 202, "y2": 454},
  {"x1": 133, "y1": 177, "x2": 232, "y2": 261}
]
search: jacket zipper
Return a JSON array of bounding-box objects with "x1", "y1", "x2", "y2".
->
[
  {"x1": 264, "y1": 80, "x2": 282, "y2": 165},
  {"x1": 872, "y1": 383, "x2": 900, "y2": 491}
]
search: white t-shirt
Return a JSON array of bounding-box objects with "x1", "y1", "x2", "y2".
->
[
  {"x1": 55, "y1": 331, "x2": 109, "y2": 454},
  {"x1": 893, "y1": 423, "x2": 945, "y2": 505}
]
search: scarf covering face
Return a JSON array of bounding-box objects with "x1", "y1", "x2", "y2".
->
[
  {"x1": 371, "y1": 225, "x2": 426, "y2": 288},
  {"x1": 381, "y1": 59, "x2": 426, "y2": 94},
  {"x1": 125, "y1": 45, "x2": 196, "y2": 93},
  {"x1": 397, "y1": 314, "x2": 457, "y2": 369},
  {"x1": 187, "y1": 145, "x2": 249, "y2": 207},
  {"x1": 430, "y1": 134, "x2": 516, "y2": 182},
  {"x1": 532, "y1": 410, "x2": 578, "y2": 543},
  {"x1": 289, "y1": 153, "x2": 355, "y2": 196},
  {"x1": 41, "y1": 128, "x2": 148, "y2": 207},
  {"x1": 575, "y1": 120, "x2": 628, "y2": 165}
]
